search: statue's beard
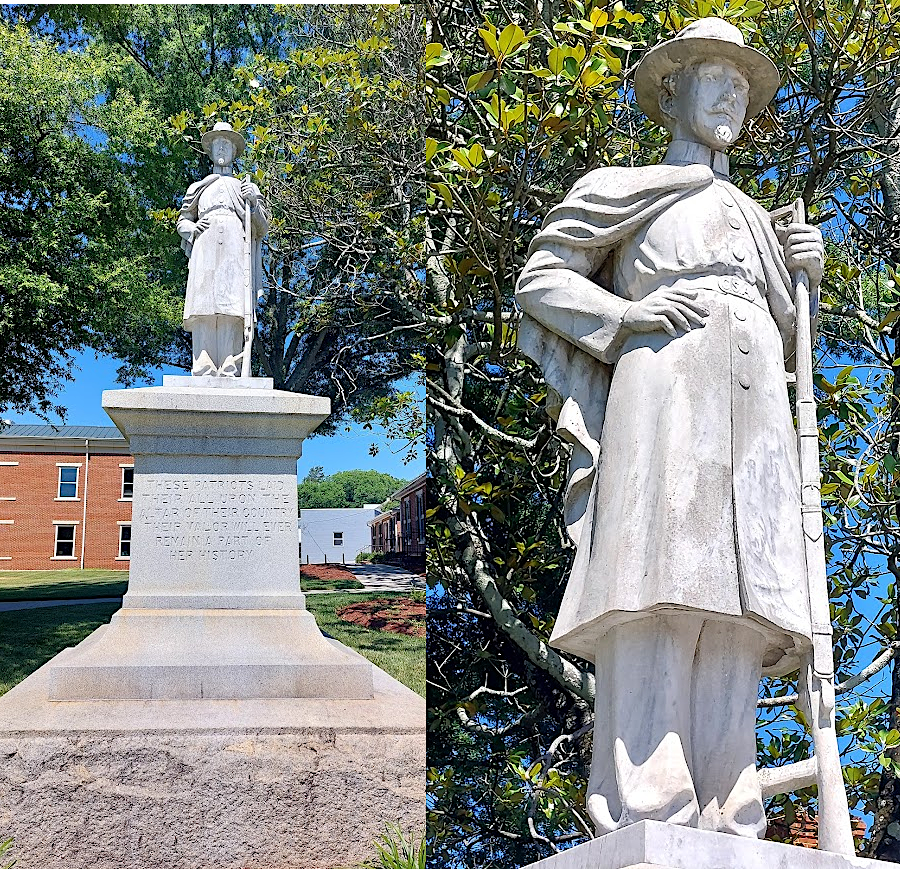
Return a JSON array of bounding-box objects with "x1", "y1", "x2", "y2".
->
[{"x1": 714, "y1": 124, "x2": 733, "y2": 145}]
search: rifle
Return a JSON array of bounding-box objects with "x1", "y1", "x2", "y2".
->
[
  {"x1": 761, "y1": 199, "x2": 854, "y2": 855},
  {"x1": 240, "y1": 179, "x2": 254, "y2": 379}
]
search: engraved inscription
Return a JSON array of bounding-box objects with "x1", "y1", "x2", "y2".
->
[{"x1": 136, "y1": 477, "x2": 294, "y2": 560}]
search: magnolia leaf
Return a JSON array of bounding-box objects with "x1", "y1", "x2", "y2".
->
[{"x1": 498, "y1": 23, "x2": 527, "y2": 56}]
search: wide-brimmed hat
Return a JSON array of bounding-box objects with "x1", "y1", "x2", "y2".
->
[
  {"x1": 634, "y1": 17, "x2": 779, "y2": 127},
  {"x1": 201, "y1": 121, "x2": 245, "y2": 159}
]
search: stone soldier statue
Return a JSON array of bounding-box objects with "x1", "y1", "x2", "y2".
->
[
  {"x1": 516, "y1": 19, "x2": 825, "y2": 839},
  {"x1": 177, "y1": 121, "x2": 269, "y2": 377}
]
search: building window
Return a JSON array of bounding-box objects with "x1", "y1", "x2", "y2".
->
[
  {"x1": 121, "y1": 467, "x2": 134, "y2": 500},
  {"x1": 333, "y1": 532, "x2": 343, "y2": 547},
  {"x1": 119, "y1": 525, "x2": 132, "y2": 559},
  {"x1": 57, "y1": 466, "x2": 79, "y2": 499},
  {"x1": 54, "y1": 524, "x2": 76, "y2": 558},
  {"x1": 417, "y1": 491, "x2": 425, "y2": 541}
]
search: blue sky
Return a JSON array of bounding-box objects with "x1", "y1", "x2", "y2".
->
[{"x1": 5, "y1": 351, "x2": 423, "y2": 483}]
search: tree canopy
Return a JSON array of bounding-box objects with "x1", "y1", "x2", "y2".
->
[
  {"x1": 427, "y1": 0, "x2": 900, "y2": 863},
  {"x1": 1, "y1": 4, "x2": 422, "y2": 434},
  {"x1": 297, "y1": 469, "x2": 407, "y2": 510}
]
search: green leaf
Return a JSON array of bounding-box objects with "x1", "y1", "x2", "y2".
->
[
  {"x1": 479, "y1": 25, "x2": 500, "y2": 60},
  {"x1": 431, "y1": 182, "x2": 453, "y2": 208},
  {"x1": 497, "y1": 23, "x2": 526, "y2": 55},
  {"x1": 466, "y1": 69, "x2": 496, "y2": 91}
]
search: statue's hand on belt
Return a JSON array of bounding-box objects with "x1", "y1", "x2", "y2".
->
[
  {"x1": 192, "y1": 215, "x2": 212, "y2": 239},
  {"x1": 622, "y1": 288, "x2": 709, "y2": 338},
  {"x1": 178, "y1": 216, "x2": 212, "y2": 244}
]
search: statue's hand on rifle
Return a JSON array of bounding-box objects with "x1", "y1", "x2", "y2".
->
[
  {"x1": 777, "y1": 222, "x2": 824, "y2": 316},
  {"x1": 241, "y1": 178, "x2": 259, "y2": 209}
]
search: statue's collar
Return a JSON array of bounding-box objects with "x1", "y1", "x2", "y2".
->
[{"x1": 663, "y1": 139, "x2": 730, "y2": 179}]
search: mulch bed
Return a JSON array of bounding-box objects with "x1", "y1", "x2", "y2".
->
[
  {"x1": 300, "y1": 563, "x2": 357, "y2": 582},
  {"x1": 336, "y1": 597, "x2": 426, "y2": 637}
]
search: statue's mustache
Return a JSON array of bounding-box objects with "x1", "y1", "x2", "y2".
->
[{"x1": 710, "y1": 104, "x2": 738, "y2": 120}]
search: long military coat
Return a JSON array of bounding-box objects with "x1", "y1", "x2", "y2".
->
[
  {"x1": 516, "y1": 143, "x2": 813, "y2": 673},
  {"x1": 177, "y1": 173, "x2": 268, "y2": 326}
]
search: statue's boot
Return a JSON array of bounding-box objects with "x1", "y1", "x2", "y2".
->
[
  {"x1": 218, "y1": 354, "x2": 240, "y2": 377},
  {"x1": 191, "y1": 350, "x2": 217, "y2": 377}
]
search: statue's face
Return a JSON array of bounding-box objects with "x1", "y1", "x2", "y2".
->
[
  {"x1": 210, "y1": 136, "x2": 235, "y2": 168},
  {"x1": 666, "y1": 60, "x2": 750, "y2": 151}
]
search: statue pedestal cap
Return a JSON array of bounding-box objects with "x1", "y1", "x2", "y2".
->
[{"x1": 522, "y1": 820, "x2": 896, "y2": 869}]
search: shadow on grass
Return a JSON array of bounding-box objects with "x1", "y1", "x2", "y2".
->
[
  {"x1": 0, "y1": 570, "x2": 128, "y2": 602},
  {"x1": 0, "y1": 602, "x2": 120, "y2": 695}
]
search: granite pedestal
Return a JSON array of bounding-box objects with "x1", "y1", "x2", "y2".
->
[
  {"x1": 522, "y1": 820, "x2": 900, "y2": 869},
  {"x1": 45, "y1": 378, "x2": 372, "y2": 700},
  {"x1": 0, "y1": 378, "x2": 425, "y2": 868}
]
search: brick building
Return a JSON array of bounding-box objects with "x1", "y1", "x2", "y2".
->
[
  {"x1": 396, "y1": 473, "x2": 425, "y2": 562},
  {"x1": 369, "y1": 506, "x2": 400, "y2": 556},
  {"x1": 368, "y1": 472, "x2": 425, "y2": 570},
  {"x1": 0, "y1": 425, "x2": 134, "y2": 570}
]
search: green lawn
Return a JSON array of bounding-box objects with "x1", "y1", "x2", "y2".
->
[
  {"x1": 0, "y1": 602, "x2": 120, "y2": 695},
  {"x1": 303, "y1": 591, "x2": 425, "y2": 696},
  {"x1": 0, "y1": 569, "x2": 367, "y2": 598},
  {"x1": 0, "y1": 569, "x2": 128, "y2": 602},
  {"x1": 0, "y1": 592, "x2": 424, "y2": 699}
]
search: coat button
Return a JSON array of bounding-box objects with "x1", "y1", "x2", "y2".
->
[
  {"x1": 720, "y1": 276, "x2": 732, "y2": 290},
  {"x1": 739, "y1": 374, "x2": 751, "y2": 389},
  {"x1": 734, "y1": 246, "x2": 746, "y2": 261},
  {"x1": 738, "y1": 340, "x2": 750, "y2": 354},
  {"x1": 723, "y1": 197, "x2": 735, "y2": 207},
  {"x1": 729, "y1": 218, "x2": 741, "y2": 229},
  {"x1": 734, "y1": 308, "x2": 747, "y2": 321}
]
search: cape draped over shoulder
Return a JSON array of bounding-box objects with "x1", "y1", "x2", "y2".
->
[
  {"x1": 179, "y1": 173, "x2": 267, "y2": 305},
  {"x1": 517, "y1": 163, "x2": 795, "y2": 553}
]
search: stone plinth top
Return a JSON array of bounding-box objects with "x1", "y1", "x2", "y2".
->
[
  {"x1": 163, "y1": 375, "x2": 275, "y2": 389},
  {"x1": 522, "y1": 820, "x2": 893, "y2": 869},
  {"x1": 0, "y1": 644, "x2": 422, "y2": 733},
  {"x1": 101, "y1": 384, "x2": 331, "y2": 453},
  {"x1": 103, "y1": 385, "x2": 330, "y2": 418}
]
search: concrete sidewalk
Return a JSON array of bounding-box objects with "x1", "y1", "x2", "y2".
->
[
  {"x1": 0, "y1": 597, "x2": 123, "y2": 612},
  {"x1": 346, "y1": 563, "x2": 425, "y2": 592}
]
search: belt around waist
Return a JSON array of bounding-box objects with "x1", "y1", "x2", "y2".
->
[
  {"x1": 653, "y1": 276, "x2": 767, "y2": 311},
  {"x1": 198, "y1": 204, "x2": 238, "y2": 218}
]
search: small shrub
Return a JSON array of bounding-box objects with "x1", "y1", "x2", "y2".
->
[
  {"x1": 373, "y1": 824, "x2": 424, "y2": 869},
  {"x1": 1, "y1": 836, "x2": 15, "y2": 869},
  {"x1": 356, "y1": 552, "x2": 375, "y2": 563},
  {"x1": 409, "y1": 590, "x2": 425, "y2": 604}
]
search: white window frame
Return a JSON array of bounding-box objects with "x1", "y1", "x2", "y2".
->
[
  {"x1": 0, "y1": 519, "x2": 12, "y2": 560},
  {"x1": 52, "y1": 522, "x2": 78, "y2": 559},
  {"x1": 0, "y1": 461, "x2": 16, "y2": 502},
  {"x1": 333, "y1": 531, "x2": 343, "y2": 547},
  {"x1": 117, "y1": 522, "x2": 132, "y2": 560},
  {"x1": 56, "y1": 463, "x2": 81, "y2": 501},
  {"x1": 120, "y1": 465, "x2": 134, "y2": 501}
]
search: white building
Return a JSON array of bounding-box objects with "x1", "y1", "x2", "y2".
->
[{"x1": 298, "y1": 506, "x2": 381, "y2": 564}]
